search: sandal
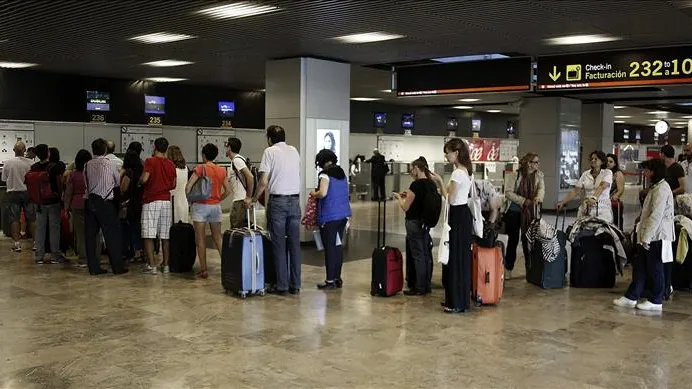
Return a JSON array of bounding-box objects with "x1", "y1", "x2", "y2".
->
[{"x1": 197, "y1": 269, "x2": 209, "y2": 279}]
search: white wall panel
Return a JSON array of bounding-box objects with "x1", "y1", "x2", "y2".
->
[{"x1": 35, "y1": 122, "x2": 84, "y2": 163}]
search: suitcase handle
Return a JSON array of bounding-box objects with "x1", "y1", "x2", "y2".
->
[{"x1": 554, "y1": 207, "x2": 567, "y2": 231}]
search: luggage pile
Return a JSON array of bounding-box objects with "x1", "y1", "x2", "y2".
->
[{"x1": 525, "y1": 211, "x2": 567, "y2": 289}]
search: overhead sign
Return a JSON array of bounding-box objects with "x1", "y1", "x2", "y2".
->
[
  {"x1": 396, "y1": 57, "x2": 531, "y2": 96},
  {"x1": 537, "y1": 46, "x2": 692, "y2": 90}
]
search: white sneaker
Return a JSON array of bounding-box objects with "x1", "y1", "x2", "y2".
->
[
  {"x1": 141, "y1": 264, "x2": 158, "y2": 275},
  {"x1": 505, "y1": 270, "x2": 512, "y2": 280},
  {"x1": 613, "y1": 296, "x2": 637, "y2": 308},
  {"x1": 636, "y1": 301, "x2": 662, "y2": 311},
  {"x1": 162, "y1": 266, "x2": 170, "y2": 274}
]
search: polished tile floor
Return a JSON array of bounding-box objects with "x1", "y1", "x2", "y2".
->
[{"x1": 1, "y1": 199, "x2": 691, "y2": 388}]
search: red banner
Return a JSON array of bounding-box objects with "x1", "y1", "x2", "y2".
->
[{"x1": 467, "y1": 138, "x2": 501, "y2": 162}]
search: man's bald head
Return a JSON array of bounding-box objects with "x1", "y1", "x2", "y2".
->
[
  {"x1": 106, "y1": 140, "x2": 116, "y2": 154},
  {"x1": 13, "y1": 141, "x2": 26, "y2": 156}
]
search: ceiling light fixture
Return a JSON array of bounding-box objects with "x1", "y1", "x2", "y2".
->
[
  {"x1": 144, "y1": 77, "x2": 188, "y2": 82},
  {"x1": 546, "y1": 34, "x2": 620, "y2": 45},
  {"x1": 647, "y1": 111, "x2": 668, "y2": 115},
  {"x1": 129, "y1": 32, "x2": 196, "y2": 44},
  {"x1": 614, "y1": 120, "x2": 625, "y2": 124},
  {"x1": 487, "y1": 109, "x2": 502, "y2": 113},
  {"x1": 459, "y1": 98, "x2": 480, "y2": 102},
  {"x1": 614, "y1": 105, "x2": 625, "y2": 109},
  {"x1": 350, "y1": 97, "x2": 380, "y2": 102},
  {"x1": 197, "y1": 2, "x2": 280, "y2": 19},
  {"x1": 0, "y1": 61, "x2": 37, "y2": 68},
  {"x1": 333, "y1": 32, "x2": 404, "y2": 44},
  {"x1": 452, "y1": 106, "x2": 473, "y2": 109},
  {"x1": 381, "y1": 89, "x2": 392, "y2": 93},
  {"x1": 142, "y1": 60, "x2": 194, "y2": 67},
  {"x1": 614, "y1": 115, "x2": 631, "y2": 119},
  {"x1": 433, "y1": 54, "x2": 508, "y2": 63},
  {"x1": 683, "y1": 116, "x2": 692, "y2": 119}
]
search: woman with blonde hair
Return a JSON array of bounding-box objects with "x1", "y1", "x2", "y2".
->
[
  {"x1": 167, "y1": 146, "x2": 189, "y2": 224},
  {"x1": 504, "y1": 152, "x2": 545, "y2": 280}
]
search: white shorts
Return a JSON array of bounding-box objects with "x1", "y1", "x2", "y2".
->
[{"x1": 141, "y1": 200, "x2": 172, "y2": 239}]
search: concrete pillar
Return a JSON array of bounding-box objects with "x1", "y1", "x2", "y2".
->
[
  {"x1": 581, "y1": 103, "x2": 615, "y2": 167},
  {"x1": 265, "y1": 57, "x2": 350, "y2": 240},
  {"x1": 519, "y1": 97, "x2": 582, "y2": 207}
]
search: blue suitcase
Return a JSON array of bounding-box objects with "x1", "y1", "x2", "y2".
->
[{"x1": 221, "y1": 208, "x2": 265, "y2": 298}]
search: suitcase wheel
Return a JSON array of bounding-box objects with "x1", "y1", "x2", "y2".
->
[
  {"x1": 257, "y1": 289, "x2": 266, "y2": 297},
  {"x1": 370, "y1": 291, "x2": 376, "y2": 296},
  {"x1": 474, "y1": 295, "x2": 482, "y2": 307},
  {"x1": 238, "y1": 291, "x2": 248, "y2": 299}
]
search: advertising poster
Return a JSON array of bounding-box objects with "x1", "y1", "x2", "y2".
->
[
  {"x1": 316, "y1": 129, "x2": 341, "y2": 176},
  {"x1": 468, "y1": 139, "x2": 484, "y2": 161},
  {"x1": 482, "y1": 139, "x2": 500, "y2": 161}
]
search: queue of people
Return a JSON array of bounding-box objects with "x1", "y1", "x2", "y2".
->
[{"x1": 3, "y1": 127, "x2": 686, "y2": 315}]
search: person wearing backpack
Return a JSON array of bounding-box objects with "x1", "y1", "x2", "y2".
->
[
  {"x1": 310, "y1": 149, "x2": 352, "y2": 290},
  {"x1": 225, "y1": 137, "x2": 254, "y2": 228},
  {"x1": 393, "y1": 157, "x2": 439, "y2": 296},
  {"x1": 26, "y1": 144, "x2": 66, "y2": 264}
]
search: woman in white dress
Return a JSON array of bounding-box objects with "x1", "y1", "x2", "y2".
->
[
  {"x1": 166, "y1": 146, "x2": 189, "y2": 223},
  {"x1": 557, "y1": 150, "x2": 613, "y2": 223}
]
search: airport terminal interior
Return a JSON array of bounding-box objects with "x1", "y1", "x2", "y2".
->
[{"x1": 3, "y1": 1, "x2": 692, "y2": 388}]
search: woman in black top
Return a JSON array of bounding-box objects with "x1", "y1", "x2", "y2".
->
[
  {"x1": 607, "y1": 153, "x2": 625, "y2": 230},
  {"x1": 393, "y1": 157, "x2": 437, "y2": 296},
  {"x1": 120, "y1": 150, "x2": 144, "y2": 261}
]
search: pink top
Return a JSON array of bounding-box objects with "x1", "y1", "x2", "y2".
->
[{"x1": 68, "y1": 171, "x2": 86, "y2": 210}]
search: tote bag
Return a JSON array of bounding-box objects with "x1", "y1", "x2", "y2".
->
[
  {"x1": 187, "y1": 166, "x2": 212, "y2": 202},
  {"x1": 469, "y1": 177, "x2": 484, "y2": 238},
  {"x1": 301, "y1": 195, "x2": 318, "y2": 230},
  {"x1": 438, "y1": 198, "x2": 451, "y2": 265}
]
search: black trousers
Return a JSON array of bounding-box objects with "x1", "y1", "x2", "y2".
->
[
  {"x1": 320, "y1": 219, "x2": 347, "y2": 282},
  {"x1": 443, "y1": 205, "x2": 472, "y2": 311},
  {"x1": 405, "y1": 219, "x2": 433, "y2": 293},
  {"x1": 371, "y1": 176, "x2": 386, "y2": 201},
  {"x1": 504, "y1": 210, "x2": 529, "y2": 272},
  {"x1": 626, "y1": 242, "x2": 665, "y2": 304},
  {"x1": 85, "y1": 196, "x2": 125, "y2": 274}
]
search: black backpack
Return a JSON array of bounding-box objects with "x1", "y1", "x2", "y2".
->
[
  {"x1": 231, "y1": 155, "x2": 259, "y2": 197},
  {"x1": 423, "y1": 185, "x2": 442, "y2": 228}
]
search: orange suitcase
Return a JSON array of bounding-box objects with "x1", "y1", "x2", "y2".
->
[{"x1": 472, "y1": 244, "x2": 504, "y2": 305}]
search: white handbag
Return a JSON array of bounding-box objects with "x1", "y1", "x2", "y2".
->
[
  {"x1": 438, "y1": 198, "x2": 451, "y2": 265},
  {"x1": 469, "y1": 177, "x2": 484, "y2": 237}
]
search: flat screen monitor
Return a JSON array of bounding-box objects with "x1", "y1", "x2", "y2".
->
[
  {"x1": 506, "y1": 120, "x2": 515, "y2": 135},
  {"x1": 471, "y1": 118, "x2": 481, "y2": 133},
  {"x1": 218, "y1": 101, "x2": 235, "y2": 117},
  {"x1": 86, "y1": 91, "x2": 110, "y2": 112},
  {"x1": 446, "y1": 117, "x2": 458, "y2": 131},
  {"x1": 144, "y1": 95, "x2": 165, "y2": 115},
  {"x1": 401, "y1": 113, "x2": 414, "y2": 129},
  {"x1": 374, "y1": 112, "x2": 387, "y2": 128}
]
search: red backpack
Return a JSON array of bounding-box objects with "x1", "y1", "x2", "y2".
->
[{"x1": 25, "y1": 164, "x2": 58, "y2": 204}]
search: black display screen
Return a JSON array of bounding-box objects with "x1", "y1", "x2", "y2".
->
[
  {"x1": 537, "y1": 45, "x2": 692, "y2": 90},
  {"x1": 374, "y1": 112, "x2": 387, "y2": 128},
  {"x1": 396, "y1": 57, "x2": 532, "y2": 96}
]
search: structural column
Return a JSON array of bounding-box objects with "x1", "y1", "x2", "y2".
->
[
  {"x1": 581, "y1": 103, "x2": 615, "y2": 167},
  {"x1": 265, "y1": 57, "x2": 351, "y2": 241},
  {"x1": 519, "y1": 97, "x2": 582, "y2": 207}
]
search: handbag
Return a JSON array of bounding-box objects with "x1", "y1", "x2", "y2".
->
[
  {"x1": 187, "y1": 166, "x2": 212, "y2": 202},
  {"x1": 438, "y1": 197, "x2": 451, "y2": 265},
  {"x1": 301, "y1": 195, "x2": 318, "y2": 230},
  {"x1": 469, "y1": 177, "x2": 484, "y2": 238}
]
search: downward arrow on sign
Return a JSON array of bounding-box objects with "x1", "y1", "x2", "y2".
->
[{"x1": 549, "y1": 66, "x2": 561, "y2": 82}]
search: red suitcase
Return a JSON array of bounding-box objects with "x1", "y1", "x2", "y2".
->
[
  {"x1": 472, "y1": 243, "x2": 504, "y2": 305},
  {"x1": 370, "y1": 200, "x2": 403, "y2": 297}
]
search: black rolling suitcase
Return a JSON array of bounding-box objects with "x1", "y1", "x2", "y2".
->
[
  {"x1": 221, "y1": 207, "x2": 265, "y2": 298},
  {"x1": 168, "y1": 197, "x2": 196, "y2": 273},
  {"x1": 570, "y1": 232, "x2": 617, "y2": 288},
  {"x1": 526, "y1": 210, "x2": 567, "y2": 289}
]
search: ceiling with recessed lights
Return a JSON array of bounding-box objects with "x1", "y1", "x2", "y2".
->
[{"x1": 1, "y1": 0, "x2": 692, "y2": 116}]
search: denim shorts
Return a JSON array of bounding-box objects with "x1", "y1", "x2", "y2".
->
[{"x1": 191, "y1": 203, "x2": 223, "y2": 223}]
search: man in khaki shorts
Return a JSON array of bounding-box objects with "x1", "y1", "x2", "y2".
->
[{"x1": 225, "y1": 137, "x2": 254, "y2": 227}]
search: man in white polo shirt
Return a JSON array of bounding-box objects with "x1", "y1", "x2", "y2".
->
[
  {"x1": 255, "y1": 125, "x2": 302, "y2": 295},
  {"x1": 2, "y1": 141, "x2": 36, "y2": 252}
]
